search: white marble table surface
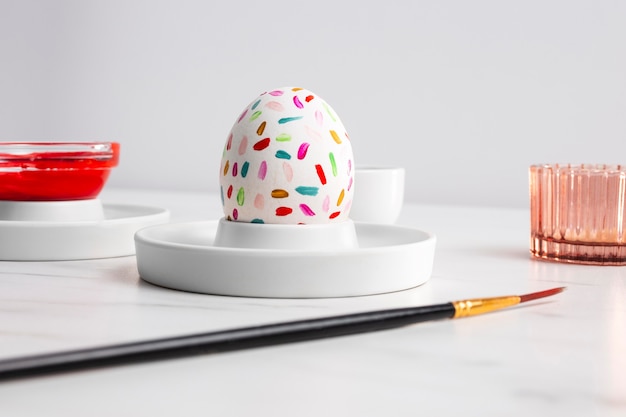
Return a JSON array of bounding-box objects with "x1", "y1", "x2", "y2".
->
[{"x1": 0, "y1": 188, "x2": 624, "y2": 416}]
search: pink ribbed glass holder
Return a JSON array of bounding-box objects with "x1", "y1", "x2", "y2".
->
[{"x1": 530, "y1": 164, "x2": 626, "y2": 265}]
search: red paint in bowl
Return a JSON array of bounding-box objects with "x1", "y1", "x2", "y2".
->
[{"x1": 0, "y1": 142, "x2": 120, "y2": 201}]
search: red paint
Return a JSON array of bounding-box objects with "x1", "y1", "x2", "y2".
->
[
  {"x1": 329, "y1": 211, "x2": 341, "y2": 219},
  {"x1": 0, "y1": 142, "x2": 120, "y2": 201},
  {"x1": 275, "y1": 206, "x2": 293, "y2": 216},
  {"x1": 227, "y1": 185, "x2": 233, "y2": 199},
  {"x1": 519, "y1": 287, "x2": 565, "y2": 303},
  {"x1": 305, "y1": 95, "x2": 314, "y2": 102},
  {"x1": 253, "y1": 138, "x2": 271, "y2": 151},
  {"x1": 226, "y1": 133, "x2": 233, "y2": 150},
  {"x1": 315, "y1": 164, "x2": 327, "y2": 185}
]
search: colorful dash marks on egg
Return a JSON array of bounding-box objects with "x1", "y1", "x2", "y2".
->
[{"x1": 219, "y1": 87, "x2": 354, "y2": 224}]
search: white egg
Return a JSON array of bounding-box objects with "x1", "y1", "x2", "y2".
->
[{"x1": 219, "y1": 87, "x2": 354, "y2": 224}]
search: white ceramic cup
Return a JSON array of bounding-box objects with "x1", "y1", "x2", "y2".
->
[{"x1": 349, "y1": 167, "x2": 405, "y2": 224}]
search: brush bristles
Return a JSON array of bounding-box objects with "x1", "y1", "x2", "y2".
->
[{"x1": 519, "y1": 287, "x2": 566, "y2": 303}]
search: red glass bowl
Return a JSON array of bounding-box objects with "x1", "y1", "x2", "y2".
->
[{"x1": 0, "y1": 142, "x2": 120, "y2": 201}]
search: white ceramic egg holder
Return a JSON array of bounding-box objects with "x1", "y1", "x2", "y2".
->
[
  {"x1": 0, "y1": 199, "x2": 169, "y2": 261},
  {"x1": 135, "y1": 188, "x2": 436, "y2": 298}
]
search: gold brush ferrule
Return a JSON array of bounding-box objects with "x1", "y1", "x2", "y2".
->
[{"x1": 452, "y1": 296, "x2": 522, "y2": 318}]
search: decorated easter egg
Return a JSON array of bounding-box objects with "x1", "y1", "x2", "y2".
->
[{"x1": 219, "y1": 87, "x2": 354, "y2": 224}]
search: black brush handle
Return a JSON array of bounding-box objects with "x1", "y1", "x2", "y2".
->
[{"x1": 0, "y1": 303, "x2": 455, "y2": 381}]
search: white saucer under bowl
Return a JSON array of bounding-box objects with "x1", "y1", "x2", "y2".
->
[
  {"x1": 0, "y1": 204, "x2": 170, "y2": 261},
  {"x1": 135, "y1": 221, "x2": 436, "y2": 298},
  {"x1": 0, "y1": 199, "x2": 105, "y2": 222}
]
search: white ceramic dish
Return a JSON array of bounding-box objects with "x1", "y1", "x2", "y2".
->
[
  {"x1": 0, "y1": 204, "x2": 169, "y2": 261},
  {"x1": 0, "y1": 199, "x2": 105, "y2": 222},
  {"x1": 135, "y1": 221, "x2": 436, "y2": 298}
]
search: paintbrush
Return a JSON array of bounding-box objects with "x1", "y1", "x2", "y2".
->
[{"x1": 0, "y1": 287, "x2": 564, "y2": 381}]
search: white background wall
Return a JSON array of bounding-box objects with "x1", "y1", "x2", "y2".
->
[{"x1": 1, "y1": 0, "x2": 625, "y2": 208}]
